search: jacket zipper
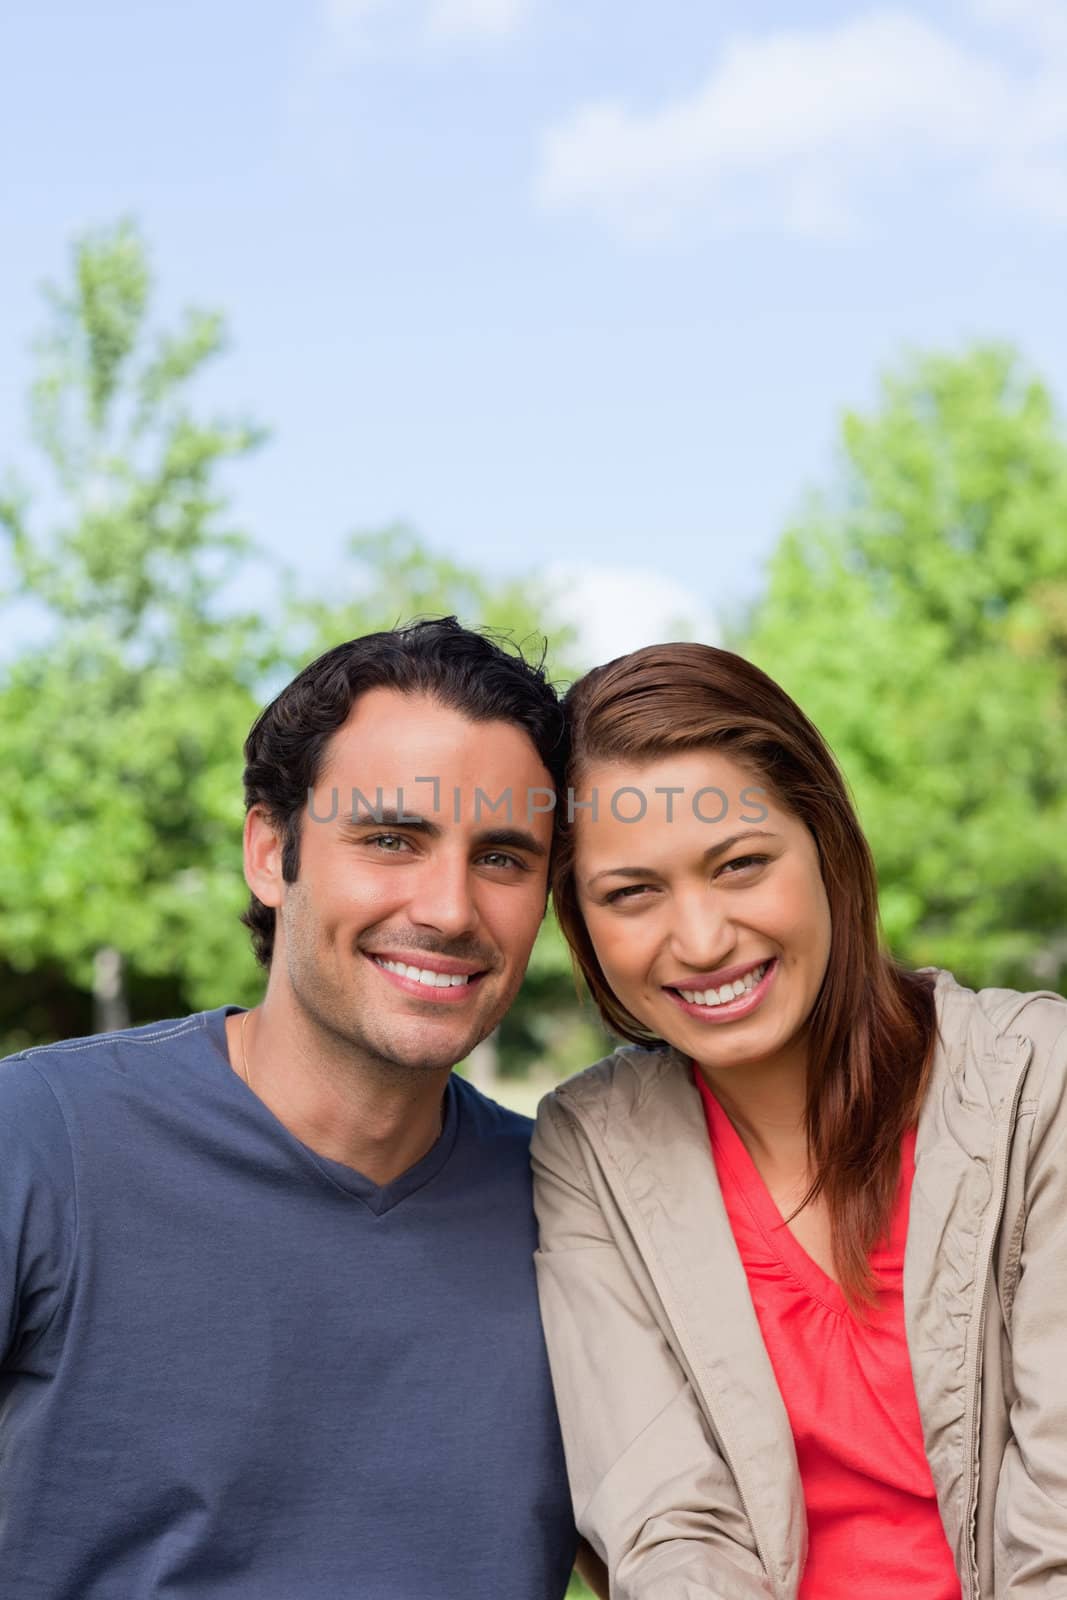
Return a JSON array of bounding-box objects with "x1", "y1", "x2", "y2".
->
[{"x1": 960, "y1": 1042, "x2": 1032, "y2": 1600}]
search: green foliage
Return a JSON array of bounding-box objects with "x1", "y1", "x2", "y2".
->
[
  {"x1": 0, "y1": 221, "x2": 273, "y2": 1019},
  {"x1": 0, "y1": 632, "x2": 266, "y2": 1003},
  {"x1": 739, "y1": 345, "x2": 1067, "y2": 991},
  {"x1": 3, "y1": 219, "x2": 264, "y2": 638}
]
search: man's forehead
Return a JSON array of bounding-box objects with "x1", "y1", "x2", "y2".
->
[
  {"x1": 310, "y1": 688, "x2": 557, "y2": 840},
  {"x1": 322, "y1": 688, "x2": 549, "y2": 772}
]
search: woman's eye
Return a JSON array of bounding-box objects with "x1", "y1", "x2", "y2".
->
[
  {"x1": 604, "y1": 884, "x2": 651, "y2": 904},
  {"x1": 719, "y1": 853, "x2": 770, "y2": 875}
]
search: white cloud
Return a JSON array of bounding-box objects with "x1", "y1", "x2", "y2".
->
[
  {"x1": 545, "y1": 563, "x2": 718, "y2": 670},
  {"x1": 426, "y1": 0, "x2": 528, "y2": 42},
  {"x1": 536, "y1": 7, "x2": 1067, "y2": 238},
  {"x1": 972, "y1": 0, "x2": 1067, "y2": 53}
]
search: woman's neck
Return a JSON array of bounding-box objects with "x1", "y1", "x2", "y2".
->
[{"x1": 695, "y1": 1046, "x2": 811, "y2": 1184}]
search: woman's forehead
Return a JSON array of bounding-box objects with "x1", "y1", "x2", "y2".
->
[
  {"x1": 575, "y1": 749, "x2": 776, "y2": 813},
  {"x1": 580, "y1": 747, "x2": 756, "y2": 781},
  {"x1": 571, "y1": 751, "x2": 798, "y2": 862}
]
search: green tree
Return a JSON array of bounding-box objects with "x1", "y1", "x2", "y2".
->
[
  {"x1": 739, "y1": 344, "x2": 1067, "y2": 990},
  {"x1": 0, "y1": 220, "x2": 272, "y2": 1036}
]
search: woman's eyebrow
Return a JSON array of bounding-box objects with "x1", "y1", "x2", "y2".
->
[{"x1": 586, "y1": 829, "x2": 780, "y2": 886}]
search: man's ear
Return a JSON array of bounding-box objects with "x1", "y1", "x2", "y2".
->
[{"x1": 244, "y1": 806, "x2": 286, "y2": 909}]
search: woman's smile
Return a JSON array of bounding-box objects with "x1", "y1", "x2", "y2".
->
[{"x1": 663, "y1": 954, "x2": 779, "y2": 1023}]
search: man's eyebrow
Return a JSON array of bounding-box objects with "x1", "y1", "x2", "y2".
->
[
  {"x1": 474, "y1": 827, "x2": 548, "y2": 859},
  {"x1": 340, "y1": 808, "x2": 443, "y2": 838},
  {"x1": 586, "y1": 829, "x2": 780, "y2": 887}
]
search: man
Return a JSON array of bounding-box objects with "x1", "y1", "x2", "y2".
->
[{"x1": 0, "y1": 618, "x2": 586, "y2": 1598}]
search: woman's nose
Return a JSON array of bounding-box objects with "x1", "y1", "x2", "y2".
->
[{"x1": 667, "y1": 888, "x2": 735, "y2": 974}]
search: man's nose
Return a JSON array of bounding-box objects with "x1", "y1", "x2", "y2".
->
[{"x1": 405, "y1": 853, "x2": 480, "y2": 940}]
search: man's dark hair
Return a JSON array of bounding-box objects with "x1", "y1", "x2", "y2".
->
[{"x1": 241, "y1": 616, "x2": 566, "y2": 968}]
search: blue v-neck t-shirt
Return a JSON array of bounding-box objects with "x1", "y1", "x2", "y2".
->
[{"x1": 0, "y1": 1007, "x2": 576, "y2": 1598}]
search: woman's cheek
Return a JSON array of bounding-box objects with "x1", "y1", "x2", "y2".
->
[
  {"x1": 617, "y1": 930, "x2": 655, "y2": 995},
  {"x1": 595, "y1": 922, "x2": 637, "y2": 988}
]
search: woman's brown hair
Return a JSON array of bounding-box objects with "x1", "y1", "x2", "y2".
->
[{"x1": 551, "y1": 642, "x2": 938, "y2": 1309}]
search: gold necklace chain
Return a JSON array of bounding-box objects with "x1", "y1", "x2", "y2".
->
[{"x1": 240, "y1": 1008, "x2": 253, "y2": 1092}]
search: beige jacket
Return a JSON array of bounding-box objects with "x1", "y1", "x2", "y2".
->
[{"x1": 531, "y1": 970, "x2": 1067, "y2": 1600}]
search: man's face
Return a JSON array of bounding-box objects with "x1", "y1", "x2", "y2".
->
[{"x1": 260, "y1": 688, "x2": 555, "y2": 1077}]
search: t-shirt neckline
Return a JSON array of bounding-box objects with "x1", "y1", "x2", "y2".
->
[{"x1": 204, "y1": 1005, "x2": 461, "y2": 1216}]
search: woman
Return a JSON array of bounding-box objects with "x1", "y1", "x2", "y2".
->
[{"x1": 532, "y1": 642, "x2": 1067, "y2": 1600}]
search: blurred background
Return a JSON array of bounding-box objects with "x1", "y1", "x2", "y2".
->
[{"x1": 2, "y1": 5, "x2": 1066, "y2": 1589}]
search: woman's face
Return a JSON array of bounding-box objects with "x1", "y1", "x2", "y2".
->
[{"x1": 574, "y1": 750, "x2": 833, "y2": 1080}]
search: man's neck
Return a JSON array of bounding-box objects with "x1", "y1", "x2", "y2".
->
[{"x1": 224, "y1": 1001, "x2": 451, "y2": 1187}]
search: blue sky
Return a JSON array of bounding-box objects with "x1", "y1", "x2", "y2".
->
[{"x1": 3, "y1": 0, "x2": 1066, "y2": 657}]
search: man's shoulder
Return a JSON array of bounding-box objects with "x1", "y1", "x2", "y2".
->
[
  {"x1": 0, "y1": 1009, "x2": 221, "y2": 1095},
  {"x1": 451, "y1": 1072, "x2": 535, "y2": 1150}
]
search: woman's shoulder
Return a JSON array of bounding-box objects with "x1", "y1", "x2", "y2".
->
[
  {"x1": 532, "y1": 1040, "x2": 694, "y2": 1199},
  {"x1": 929, "y1": 966, "x2": 1067, "y2": 1052},
  {"x1": 534, "y1": 1039, "x2": 681, "y2": 1137},
  {"x1": 927, "y1": 967, "x2": 1067, "y2": 1118}
]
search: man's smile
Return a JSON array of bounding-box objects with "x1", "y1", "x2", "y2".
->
[{"x1": 365, "y1": 951, "x2": 490, "y2": 1002}]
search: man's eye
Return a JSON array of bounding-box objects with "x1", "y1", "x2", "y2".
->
[
  {"x1": 365, "y1": 833, "x2": 412, "y2": 852},
  {"x1": 479, "y1": 851, "x2": 526, "y2": 871}
]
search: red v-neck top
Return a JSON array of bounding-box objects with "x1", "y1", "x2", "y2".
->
[{"x1": 694, "y1": 1070, "x2": 961, "y2": 1598}]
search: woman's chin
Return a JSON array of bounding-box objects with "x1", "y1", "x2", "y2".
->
[
  {"x1": 639, "y1": 1010, "x2": 766, "y2": 1059},
  {"x1": 633, "y1": 1004, "x2": 787, "y2": 1073}
]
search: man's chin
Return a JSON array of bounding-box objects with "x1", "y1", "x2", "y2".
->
[{"x1": 370, "y1": 1021, "x2": 495, "y2": 1077}]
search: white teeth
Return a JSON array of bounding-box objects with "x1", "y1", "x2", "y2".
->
[
  {"x1": 678, "y1": 962, "x2": 768, "y2": 1008},
  {"x1": 375, "y1": 958, "x2": 471, "y2": 988}
]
